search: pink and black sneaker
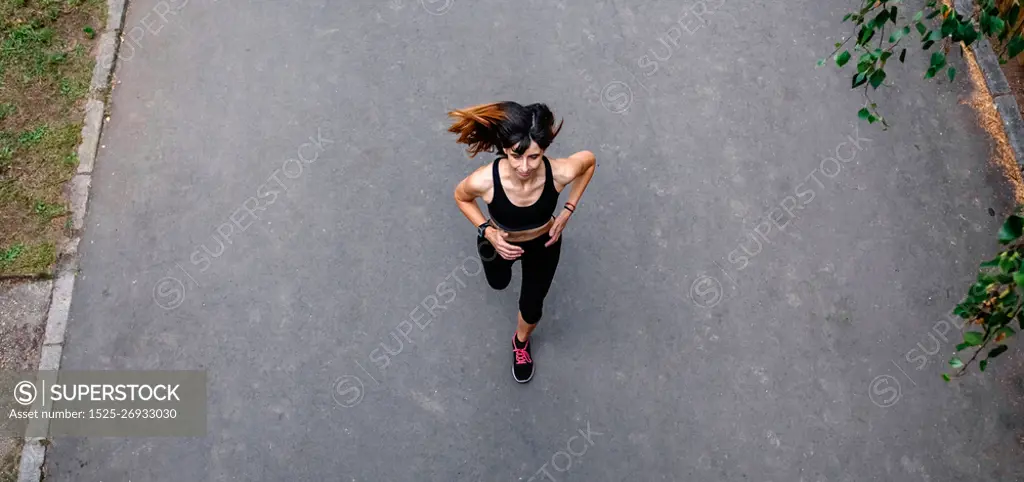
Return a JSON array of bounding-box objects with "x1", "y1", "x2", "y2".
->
[{"x1": 512, "y1": 333, "x2": 534, "y2": 383}]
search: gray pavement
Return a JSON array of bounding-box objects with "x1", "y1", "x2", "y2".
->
[{"x1": 43, "y1": 0, "x2": 1024, "y2": 480}]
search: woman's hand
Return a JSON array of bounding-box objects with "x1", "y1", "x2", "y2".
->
[
  {"x1": 545, "y1": 210, "x2": 571, "y2": 247},
  {"x1": 486, "y1": 227, "x2": 525, "y2": 260}
]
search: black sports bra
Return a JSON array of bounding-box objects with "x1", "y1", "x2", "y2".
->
[{"x1": 486, "y1": 156, "x2": 560, "y2": 231}]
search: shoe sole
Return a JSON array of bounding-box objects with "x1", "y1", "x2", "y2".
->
[{"x1": 513, "y1": 365, "x2": 534, "y2": 383}]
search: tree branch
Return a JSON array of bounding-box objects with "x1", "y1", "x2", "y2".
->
[
  {"x1": 956, "y1": 339, "x2": 989, "y2": 376},
  {"x1": 827, "y1": 34, "x2": 856, "y2": 59}
]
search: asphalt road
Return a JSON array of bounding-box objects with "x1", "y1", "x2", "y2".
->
[{"x1": 44, "y1": 0, "x2": 1024, "y2": 480}]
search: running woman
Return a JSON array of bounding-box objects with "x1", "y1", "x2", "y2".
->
[{"x1": 449, "y1": 101, "x2": 596, "y2": 383}]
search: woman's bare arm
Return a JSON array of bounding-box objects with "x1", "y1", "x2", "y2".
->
[
  {"x1": 454, "y1": 164, "x2": 494, "y2": 230},
  {"x1": 554, "y1": 150, "x2": 597, "y2": 211}
]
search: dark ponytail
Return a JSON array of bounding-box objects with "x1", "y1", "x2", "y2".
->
[{"x1": 447, "y1": 101, "x2": 563, "y2": 158}]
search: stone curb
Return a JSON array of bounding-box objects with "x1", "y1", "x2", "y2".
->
[
  {"x1": 15, "y1": 0, "x2": 128, "y2": 479},
  {"x1": 956, "y1": 1, "x2": 1024, "y2": 166},
  {"x1": 972, "y1": 39, "x2": 1024, "y2": 164}
]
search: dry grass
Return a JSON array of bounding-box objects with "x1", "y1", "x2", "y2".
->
[
  {"x1": 960, "y1": 47, "x2": 1024, "y2": 206},
  {"x1": 0, "y1": 437, "x2": 22, "y2": 482},
  {"x1": 0, "y1": 0, "x2": 105, "y2": 277}
]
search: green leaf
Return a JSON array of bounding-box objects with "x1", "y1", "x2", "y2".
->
[
  {"x1": 954, "y1": 304, "x2": 971, "y2": 318},
  {"x1": 941, "y1": 16, "x2": 958, "y2": 36},
  {"x1": 942, "y1": 373, "x2": 952, "y2": 381},
  {"x1": 930, "y1": 51, "x2": 946, "y2": 69},
  {"x1": 959, "y1": 22, "x2": 980, "y2": 45},
  {"x1": 853, "y1": 72, "x2": 869, "y2": 88},
  {"x1": 969, "y1": 281, "x2": 988, "y2": 297},
  {"x1": 869, "y1": 69, "x2": 887, "y2": 88},
  {"x1": 1010, "y1": 5, "x2": 1021, "y2": 34},
  {"x1": 996, "y1": 326, "x2": 1017, "y2": 341},
  {"x1": 947, "y1": 66, "x2": 956, "y2": 82},
  {"x1": 950, "y1": 356, "x2": 965, "y2": 368},
  {"x1": 880, "y1": 51, "x2": 893, "y2": 63},
  {"x1": 927, "y1": 9, "x2": 942, "y2": 19},
  {"x1": 817, "y1": 58, "x2": 827, "y2": 67},
  {"x1": 928, "y1": 30, "x2": 944, "y2": 42},
  {"x1": 989, "y1": 344, "x2": 1010, "y2": 358},
  {"x1": 872, "y1": 10, "x2": 891, "y2": 28},
  {"x1": 1008, "y1": 35, "x2": 1024, "y2": 60},
  {"x1": 991, "y1": 311, "x2": 1012, "y2": 328},
  {"x1": 964, "y1": 331, "x2": 984, "y2": 346},
  {"x1": 843, "y1": 13, "x2": 853, "y2": 22},
  {"x1": 1000, "y1": 253, "x2": 1019, "y2": 272},
  {"x1": 890, "y1": 6, "x2": 897, "y2": 23},
  {"x1": 998, "y1": 215, "x2": 1024, "y2": 244},
  {"x1": 981, "y1": 360, "x2": 988, "y2": 371},
  {"x1": 914, "y1": 10, "x2": 923, "y2": 22},
  {"x1": 980, "y1": 12, "x2": 993, "y2": 35},
  {"x1": 990, "y1": 16, "x2": 1006, "y2": 37},
  {"x1": 859, "y1": 26, "x2": 876, "y2": 45},
  {"x1": 925, "y1": 66, "x2": 937, "y2": 79},
  {"x1": 1000, "y1": 255, "x2": 1016, "y2": 273},
  {"x1": 899, "y1": 48, "x2": 907, "y2": 63},
  {"x1": 981, "y1": 256, "x2": 1001, "y2": 268},
  {"x1": 836, "y1": 51, "x2": 852, "y2": 67},
  {"x1": 1003, "y1": 291, "x2": 1019, "y2": 311},
  {"x1": 923, "y1": 40, "x2": 936, "y2": 50},
  {"x1": 916, "y1": 22, "x2": 927, "y2": 35},
  {"x1": 1014, "y1": 271, "x2": 1024, "y2": 287},
  {"x1": 956, "y1": 342, "x2": 971, "y2": 351},
  {"x1": 891, "y1": 26, "x2": 911, "y2": 43},
  {"x1": 858, "y1": 108, "x2": 871, "y2": 120}
]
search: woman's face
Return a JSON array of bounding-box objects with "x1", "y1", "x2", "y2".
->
[{"x1": 504, "y1": 141, "x2": 545, "y2": 180}]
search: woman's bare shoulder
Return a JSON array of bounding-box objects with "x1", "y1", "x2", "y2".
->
[
  {"x1": 459, "y1": 158, "x2": 495, "y2": 196},
  {"x1": 550, "y1": 150, "x2": 595, "y2": 184}
]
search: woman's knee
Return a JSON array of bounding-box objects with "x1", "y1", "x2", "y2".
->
[
  {"x1": 487, "y1": 273, "x2": 512, "y2": 290},
  {"x1": 519, "y1": 300, "x2": 543, "y2": 324}
]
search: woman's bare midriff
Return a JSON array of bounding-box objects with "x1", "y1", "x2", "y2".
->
[{"x1": 491, "y1": 218, "x2": 554, "y2": 243}]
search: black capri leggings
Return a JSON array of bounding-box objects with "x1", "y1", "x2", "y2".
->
[{"x1": 476, "y1": 232, "x2": 562, "y2": 324}]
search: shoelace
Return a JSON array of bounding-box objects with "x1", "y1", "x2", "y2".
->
[{"x1": 513, "y1": 346, "x2": 532, "y2": 365}]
